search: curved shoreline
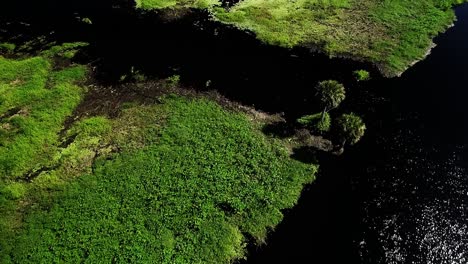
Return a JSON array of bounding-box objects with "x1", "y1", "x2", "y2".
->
[{"x1": 138, "y1": 0, "x2": 465, "y2": 77}]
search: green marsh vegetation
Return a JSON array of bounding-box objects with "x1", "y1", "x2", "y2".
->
[
  {"x1": 0, "y1": 46, "x2": 317, "y2": 263},
  {"x1": 136, "y1": 0, "x2": 467, "y2": 76},
  {"x1": 0, "y1": 46, "x2": 87, "y2": 180}
]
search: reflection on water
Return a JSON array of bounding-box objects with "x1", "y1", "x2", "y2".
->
[
  {"x1": 356, "y1": 4, "x2": 468, "y2": 263},
  {"x1": 359, "y1": 127, "x2": 468, "y2": 263}
]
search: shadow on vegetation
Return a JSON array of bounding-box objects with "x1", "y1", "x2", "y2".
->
[
  {"x1": 290, "y1": 146, "x2": 320, "y2": 164},
  {"x1": 261, "y1": 121, "x2": 296, "y2": 139}
]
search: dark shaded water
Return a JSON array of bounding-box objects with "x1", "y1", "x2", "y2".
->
[
  {"x1": 2, "y1": 2, "x2": 468, "y2": 263},
  {"x1": 354, "y1": 5, "x2": 468, "y2": 263},
  {"x1": 245, "y1": 4, "x2": 468, "y2": 264}
]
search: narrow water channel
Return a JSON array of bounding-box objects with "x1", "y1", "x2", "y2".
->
[{"x1": 1, "y1": 2, "x2": 468, "y2": 263}]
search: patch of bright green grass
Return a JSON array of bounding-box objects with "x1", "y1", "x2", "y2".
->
[
  {"x1": 369, "y1": 0, "x2": 457, "y2": 73},
  {"x1": 1, "y1": 96, "x2": 316, "y2": 263},
  {"x1": 0, "y1": 48, "x2": 88, "y2": 262},
  {"x1": 353, "y1": 69, "x2": 370, "y2": 81},
  {"x1": 0, "y1": 56, "x2": 86, "y2": 180},
  {"x1": 214, "y1": 0, "x2": 350, "y2": 48}
]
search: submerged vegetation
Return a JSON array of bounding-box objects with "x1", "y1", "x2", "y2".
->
[
  {"x1": 137, "y1": 0, "x2": 466, "y2": 76},
  {"x1": 0, "y1": 49, "x2": 316, "y2": 263}
]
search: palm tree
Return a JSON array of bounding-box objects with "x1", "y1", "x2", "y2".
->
[
  {"x1": 316, "y1": 80, "x2": 346, "y2": 119},
  {"x1": 335, "y1": 113, "x2": 366, "y2": 146}
]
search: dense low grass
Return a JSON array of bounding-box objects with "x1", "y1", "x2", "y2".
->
[
  {"x1": 0, "y1": 56, "x2": 86, "y2": 180},
  {"x1": 0, "y1": 52, "x2": 316, "y2": 263},
  {"x1": 214, "y1": 0, "x2": 350, "y2": 48},
  {"x1": 368, "y1": 0, "x2": 459, "y2": 72},
  {"x1": 136, "y1": 0, "x2": 466, "y2": 76},
  {"x1": 1, "y1": 97, "x2": 316, "y2": 263}
]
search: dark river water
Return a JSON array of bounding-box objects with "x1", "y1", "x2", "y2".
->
[
  {"x1": 356, "y1": 5, "x2": 468, "y2": 263},
  {"x1": 1, "y1": 2, "x2": 468, "y2": 263},
  {"x1": 245, "y1": 4, "x2": 468, "y2": 264}
]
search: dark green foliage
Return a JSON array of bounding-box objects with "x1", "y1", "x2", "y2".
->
[
  {"x1": 298, "y1": 112, "x2": 331, "y2": 133},
  {"x1": 40, "y1": 42, "x2": 89, "y2": 59},
  {"x1": 316, "y1": 80, "x2": 346, "y2": 112},
  {"x1": 0, "y1": 43, "x2": 16, "y2": 54},
  {"x1": 335, "y1": 113, "x2": 366, "y2": 145},
  {"x1": 1, "y1": 97, "x2": 316, "y2": 263},
  {"x1": 167, "y1": 74, "x2": 181, "y2": 87}
]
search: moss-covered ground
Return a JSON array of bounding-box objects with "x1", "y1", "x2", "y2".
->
[
  {"x1": 0, "y1": 50, "x2": 316, "y2": 263},
  {"x1": 137, "y1": 0, "x2": 466, "y2": 76}
]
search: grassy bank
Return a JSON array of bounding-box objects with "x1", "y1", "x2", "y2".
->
[
  {"x1": 136, "y1": 0, "x2": 466, "y2": 76},
  {"x1": 0, "y1": 51, "x2": 316, "y2": 263},
  {"x1": 135, "y1": 0, "x2": 219, "y2": 10}
]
